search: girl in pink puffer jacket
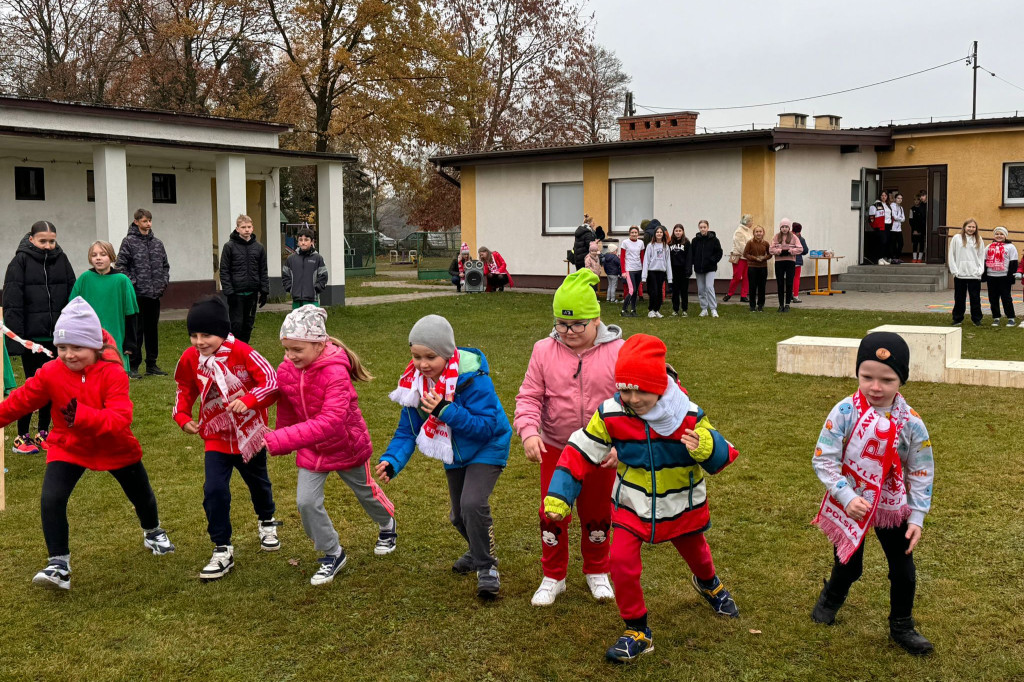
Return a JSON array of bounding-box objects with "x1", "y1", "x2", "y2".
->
[{"x1": 264, "y1": 305, "x2": 396, "y2": 586}]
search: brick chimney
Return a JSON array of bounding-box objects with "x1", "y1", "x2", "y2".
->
[
  {"x1": 814, "y1": 114, "x2": 842, "y2": 130},
  {"x1": 778, "y1": 112, "x2": 808, "y2": 129},
  {"x1": 618, "y1": 111, "x2": 699, "y2": 141}
]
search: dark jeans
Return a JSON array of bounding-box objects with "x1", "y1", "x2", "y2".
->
[
  {"x1": 451, "y1": 275, "x2": 462, "y2": 292},
  {"x1": 18, "y1": 341, "x2": 55, "y2": 435},
  {"x1": 826, "y1": 522, "x2": 917, "y2": 620},
  {"x1": 911, "y1": 232, "x2": 925, "y2": 255},
  {"x1": 41, "y1": 460, "x2": 159, "y2": 556},
  {"x1": 203, "y1": 449, "x2": 276, "y2": 546},
  {"x1": 622, "y1": 271, "x2": 642, "y2": 312},
  {"x1": 952, "y1": 277, "x2": 983, "y2": 324},
  {"x1": 133, "y1": 296, "x2": 161, "y2": 370},
  {"x1": 646, "y1": 270, "x2": 667, "y2": 313},
  {"x1": 890, "y1": 232, "x2": 904, "y2": 261},
  {"x1": 877, "y1": 229, "x2": 890, "y2": 261},
  {"x1": 775, "y1": 261, "x2": 796, "y2": 306},
  {"x1": 987, "y1": 275, "x2": 1017, "y2": 319},
  {"x1": 445, "y1": 463, "x2": 503, "y2": 571},
  {"x1": 748, "y1": 267, "x2": 768, "y2": 309},
  {"x1": 487, "y1": 274, "x2": 509, "y2": 291},
  {"x1": 671, "y1": 280, "x2": 689, "y2": 313},
  {"x1": 227, "y1": 293, "x2": 259, "y2": 344}
]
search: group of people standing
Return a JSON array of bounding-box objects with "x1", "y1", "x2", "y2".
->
[
  {"x1": 947, "y1": 220, "x2": 1022, "y2": 327},
  {"x1": 869, "y1": 190, "x2": 929, "y2": 265}
]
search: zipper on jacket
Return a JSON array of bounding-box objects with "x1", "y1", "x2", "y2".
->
[
  {"x1": 646, "y1": 423, "x2": 657, "y2": 543},
  {"x1": 688, "y1": 471, "x2": 694, "y2": 509},
  {"x1": 43, "y1": 250, "x2": 53, "y2": 330}
]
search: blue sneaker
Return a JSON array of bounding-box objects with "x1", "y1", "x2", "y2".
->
[
  {"x1": 691, "y1": 574, "x2": 739, "y2": 618},
  {"x1": 606, "y1": 628, "x2": 654, "y2": 663},
  {"x1": 310, "y1": 550, "x2": 347, "y2": 586}
]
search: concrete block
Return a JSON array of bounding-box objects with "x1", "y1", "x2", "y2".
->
[
  {"x1": 777, "y1": 336, "x2": 859, "y2": 378},
  {"x1": 869, "y1": 325, "x2": 961, "y2": 383},
  {"x1": 946, "y1": 359, "x2": 1024, "y2": 388}
]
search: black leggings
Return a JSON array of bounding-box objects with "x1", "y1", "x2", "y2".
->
[
  {"x1": 19, "y1": 343, "x2": 56, "y2": 436},
  {"x1": 748, "y1": 267, "x2": 767, "y2": 309},
  {"x1": 987, "y1": 276, "x2": 1017, "y2": 319},
  {"x1": 890, "y1": 232, "x2": 904, "y2": 261},
  {"x1": 671, "y1": 279, "x2": 689, "y2": 313},
  {"x1": 41, "y1": 460, "x2": 160, "y2": 557},
  {"x1": 826, "y1": 522, "x2": 916, "y2": 620},
  {"x1": 775, "y1": 261, "x2": 796, "y2": 306},
  {"x1": 646, "y1": 270, "x2": 667, "y2": 313}
]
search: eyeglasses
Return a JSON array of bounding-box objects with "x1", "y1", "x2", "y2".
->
[{"x1": 554, "y1": 320, "x2": 592, "y2": 334}]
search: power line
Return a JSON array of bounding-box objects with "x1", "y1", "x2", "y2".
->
[
  {"x1": 637, "y1": 55, "x2": 967, "y2": 113},
  {"x1": 978, "y1": 65, "x2": 1024, "y2": 94}
]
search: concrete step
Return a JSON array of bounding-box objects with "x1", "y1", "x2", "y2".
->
[
  {"x1": 839, "y1": 281, "x2": 945, "y2": 293},
  {"x1": 846, "y1": 264, "x2": 947, "y2": 276},
  {"x1": 839, "y1": 273, "x2": 945, "y2": 284}
]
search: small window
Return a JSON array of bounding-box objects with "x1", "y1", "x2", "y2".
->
[
  {"x1": 644, "y1": 121, "x2": 651, "y2": 129},
  {"x1": 629, "y1": 122, "x2": 636, "y2": 130},
  {"x1": 152, "y1": 173, "x2": 177, "y2": 204},
  {"x1": 850, "y1": 179, "x2": 861, "y2": 209},
  {"x1": 1003, "y1": 163, "x2": 1024, "y2": 206},
  {"x1": 610, "y1": 178, "x2": 654, "y2": 235},
  {"x1": 655, "y1": 120, "x2": 661, "y2": 128},
  {"x1": 86, "y1": 170, "x2": 95, "y2": 203},
  {"x1": 670, "y1": 119, "x2": 678, "y2": 126},
  {"x1": 15, "y1": 167, "x2": 45, "y2": 200},
  {"x1": 543, "y1": 182, "x2": 584, "y2": 235}
]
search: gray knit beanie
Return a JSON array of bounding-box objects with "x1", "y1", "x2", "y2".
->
[
  {"x1": 54, "y1": 297, "x2": 104, "y2": 350},
  {"x1": 409, "y1": 314, "x2": 456, "y2": 358}
]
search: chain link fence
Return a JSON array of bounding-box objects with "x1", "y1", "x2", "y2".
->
[
  {"x1": 414, "y1": 231, "x2": 462, "y2": 280},
  {"x1": 281, "y1": 223, "x2": 377, "y2": 277}
]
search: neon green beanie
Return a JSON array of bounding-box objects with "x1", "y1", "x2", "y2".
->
[{"x1": 553, "y1": 269, "x2": 601, "y2": 319}]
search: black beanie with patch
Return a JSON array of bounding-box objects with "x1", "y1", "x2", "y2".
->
[
  {"x1": 187, "y1": 296, "x2": 231, "y2": 338},
  {"x1": 856, "y1": 332, "x2": 910, "y2": 385}
]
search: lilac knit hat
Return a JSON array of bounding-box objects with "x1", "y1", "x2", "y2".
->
[{"x1": 54, "y1": 297, "x2": 103, "y2": 350}]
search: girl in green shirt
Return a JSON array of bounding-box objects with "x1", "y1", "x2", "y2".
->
[{"x1": 69, "y1": 242, "x2": 139, "y2": 373}]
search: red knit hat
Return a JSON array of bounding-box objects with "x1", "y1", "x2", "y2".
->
[{"x1": 615, "y1": 334, "x2": 668, "y2": 394}]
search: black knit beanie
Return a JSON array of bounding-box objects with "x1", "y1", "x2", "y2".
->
[
  {"x1": 187, "y1": 296, "x2": 231, "y2": 338},
  {"x1": 856, "y1": 332, "x2": 910, "y2": 385}
]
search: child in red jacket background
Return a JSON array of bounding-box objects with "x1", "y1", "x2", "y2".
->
[
  {"x1": 0, "y1": 297, "x2": 173, "y2": 590},
  {"x1": 264, "y1": 305, "x2": 396, "y2": 587},
  {"x1": 172, "y1": 296, "x2": 279, "y2": 581}
]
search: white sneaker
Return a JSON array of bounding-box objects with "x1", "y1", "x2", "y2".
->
[
  {"x1": 647, "y1": 311, "x2": 657, "y2": 318},
  {"x1": 586, "y1": 572, "x2": 615, "y2": 601},
  {"x1": 258, "y1": 518, "x2": 281, "y2": 551},
  {"x1": 992, "y1": 319, "x2": 1001, "y2": 327},
  {"x1": 877, "y1": 258, "x2": 889, "y2": 265},
  {"x1": 671, "y1": 311, "x2": 678, "y2": 316},
  {"x1": 655, "y1": 311, "x2": 664, "y2": 318},
  {"x1": 32, "y1": 559, "x2": 70, "y2": 590},
  {"x1": 711, "y1": 310, "x2": 719, "y2": 318},
  {"x1": 1007, "y1": 318, "x2": 1017, "y2": 327},
  {"x1": 681, "y1": 311, "x2": 688, "y2": 317},
  {"x1": 200, "y1": 545, "x2": 234, "y2": 581},
  {"x1": 530, "y1": 576, "x2": 566, "y2": 606},
  {"x1": 699, "y1": 309, "x2": 708, "y2": 317},
  {"x1": 143, "y1": 528, "x2": 176, "y2": 555}
]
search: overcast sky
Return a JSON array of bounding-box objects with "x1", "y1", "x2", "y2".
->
[{"x1": 588, "y1": 0, "x2": 1024, "y2": 131}]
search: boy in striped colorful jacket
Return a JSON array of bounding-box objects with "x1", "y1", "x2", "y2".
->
[{"x1": 544, "y1": 334, "x2": 740, "y2": 664}]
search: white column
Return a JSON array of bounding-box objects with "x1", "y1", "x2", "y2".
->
[
  {"x1": 215, "y1": 154, "x2": 247, "y2": 254},
  {"x1": 92, "y1": 145, "x2": 129, "y2": 245},
  {"x1": 266, "y1": 168, "x2": 282, "y2": 285},
  {"x1": 316, "y1": 162, "x2": 346, "y2": 305}
]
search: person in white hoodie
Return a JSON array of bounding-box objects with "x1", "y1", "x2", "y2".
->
[{"x1": 948, "y1": 218, "x2": 986, "y2": 326}]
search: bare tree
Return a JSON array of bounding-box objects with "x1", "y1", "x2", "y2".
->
[{"x1": 557, "y1": 43, "x2": 630, "y2": 143}]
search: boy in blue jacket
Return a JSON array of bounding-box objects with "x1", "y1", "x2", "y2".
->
[{"x1": 375, "y1": 315, "x2": 511, "y2": 599}]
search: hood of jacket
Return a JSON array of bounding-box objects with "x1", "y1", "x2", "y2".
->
[
  {"x1": 694, "y1": 230, "x2": 718, "y2": 241},
  {"x1": 17, "y1": 234, "x2": 67, "y2": 263},
  {"x1": 126, "y1": 223, "x2": 155, "y2": 240},
  {"x1": 230, "y1": 230, "x2": 261, "y2": 246}
]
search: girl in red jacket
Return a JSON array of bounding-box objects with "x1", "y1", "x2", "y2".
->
[
  {"x1": 264, "y1": 305, "x2": 396, "y2": 586},
  {"x1": 0, "y1": 297, "x2": 174, "y2": 591},
  {"x1": 172, "y1": 296, "x2": 279, "y2": 582}
]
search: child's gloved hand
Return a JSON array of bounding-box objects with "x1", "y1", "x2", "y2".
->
[
  {"x1": 374, "y1": 460, "x2": 395, "y2": 484},
  {"x1": 61, "y1": 398, "x2": 77, "y2": 427},
  {"x1": 258, "y1": 292, "x2": 268, "y2": 308}
]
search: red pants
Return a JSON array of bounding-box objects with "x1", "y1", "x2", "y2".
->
[
  {"x1": 539, "y1": 442, "x2": 615, "y2": 580},
  {"x1": 793, "y1": 265, "x2": 802, "y2": 298},
  {"x1": 727, "y1": 259, "x2": 748, "y2": 297},
  {"x1": 610, "y1": 528, "x2": 716, "y2": 620}
]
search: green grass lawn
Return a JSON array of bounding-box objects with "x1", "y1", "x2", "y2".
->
[{"x1": 2, "y1": 295, "x2": 1022, "y2": 681}]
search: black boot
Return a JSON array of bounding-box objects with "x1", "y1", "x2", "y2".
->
[
  {"x1": 810, "y1": 579, "x2": 846, "y2": 625},
  {"x1": 889, "y1": 617, "x2": 934, "y2": 655}
]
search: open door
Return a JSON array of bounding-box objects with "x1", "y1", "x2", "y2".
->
[{"x1": 859, "y1": 167, "x2": 881, "y2": 264}]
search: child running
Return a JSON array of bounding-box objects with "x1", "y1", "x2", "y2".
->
[
  {"x1": 810, "y1": 332, "x2": 935, "y2": 655},
  {"x1": 515, "y1": 269, "x2": 623, "y2": 606},
  {"x1": 375, "y1": 315, "x2": 511, "y2": 599},
  {"x1": 172, "y1": 296, "x2": 280, "y2": 581},
  {"x1": 70, "y1": 241, "x2": 139, "y2": 372},
  {"x1": 264, "y1": 306, "x2": 396, "y2": 586},
  {"x1": 545, "y1": 334, "x2": 740, "y2": 663},
  {"x1": 0, "y1": 297, "x2": 173, "y2": 590}
]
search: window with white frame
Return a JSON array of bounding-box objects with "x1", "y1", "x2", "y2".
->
[
  {"x1": 1003, "y1": 163, "x2": 1024, "y2": 206},
  {"x1": 611, "y1": 178, "x2": 653, "y2": 234},
  {"x1": 543, "y1": 181, "x2": 583, "y2": 234}
]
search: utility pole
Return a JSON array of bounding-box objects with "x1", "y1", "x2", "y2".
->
[{"x1": 971, "y1": 40, "x2": 978, "y2": 120}]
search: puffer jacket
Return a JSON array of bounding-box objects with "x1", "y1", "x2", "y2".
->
[
  {"x1": 573, "y1": 224, "x2": 596, "y2": 268},
  {"x1": 514, "y1": 324, "x2": 624, "y2": 449},
  {"x1": 381, "y1": 347, "x2": 511, "y2": 475},
  {"x1": 690, "y1": 231, "x2": 723, "y2": 274},
  {"x1": 265, "y1": 343, "x2": 372, "y2": 471},
  {"x1": 0, "y1": 331, "x2": 142, "y2": 470},
  {"x1": 115, "y1": 224, "x2": 169, "y2": 299},
  {"x1": 282, "y1": 247, "x2": 328, "y2": 301},
  {"x1": 2, "y1": 235, "x2": 76, "y2": 355},
  {"x1": 220, "y1": 230, "x2": 269, "y2": 295}
]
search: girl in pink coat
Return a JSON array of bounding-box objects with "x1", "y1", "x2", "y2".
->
[
  {"x1": 264, "y1": 305, "x2": 396, "y2": 586},
  {"x1": 514, "y1": 269, "x2": 624, "y2": 606}
]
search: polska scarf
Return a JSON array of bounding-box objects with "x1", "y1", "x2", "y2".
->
[
  {"x1": 813, "y1": 390, "x2": 912, "y2": 563},
  {"x1": 196, "y1": 336, "x2": 268, "y2": 462},
  {"x1": 985, "y1": 242, "x2": 1007, "y2": 271},
  {"x1": 388, "y1": 348, "x2": 461, "y2": 464}
]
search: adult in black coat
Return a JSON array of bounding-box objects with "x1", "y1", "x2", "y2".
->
[
  {"x1": 690, "y1": 220, "x2": 723, "y2": 316},
  {"x1": 219, "y1": 217, "x2": 269, "y2": 343},
  {"x1": 572, "y1": 215, "x2": 597, "y2": 270},
  {"x1": 115, "y1": 209, "x2": 170, "y2": 376},
  {"x1": 2, "y1": 221, "x2": 76, "y2": 443},
  {"x1": 643, "y1": 218, "x2": 663, "y2": 244}
]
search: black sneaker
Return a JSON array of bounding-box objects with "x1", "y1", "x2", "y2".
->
[
  {"x1": 723, "y1": 294, "x2": 732, "y2": 302},
  {"x1": 810, "y1": 579, "x2": 845, "y2": 625},
  {"x1": 145, "y1": 365, "x2": 168, "y2": 376},
  {"x1": 778, "y1": 306, "x2": 786, "y2": 313},
  {"x1": 889, "y1": 617, "x2": 934, "y2": 655},
  {"x1": 477, "y1": 566, "x2": 500, "y2": 599},
  {"x1": 374, "y1": 522, "x2": 398, "y2": 556},
  {"x1": 691, "y1": 574, "x2": 739, "y2": 618},
  {"x1": 310, "y1": 549, "x2": 347, "y2": 586},
  {"x1": 740, "y1": 297, "x2": 749, "y2": 303},
  {"x1": 451, "y1": 551, "x2": 474, "y2": 575},
  {"x1": 784, "y1": 305, "x2": 791, "y2": 312},
  {"x1": 128, "y1": 368, "x2": 144, "y2": 380}
]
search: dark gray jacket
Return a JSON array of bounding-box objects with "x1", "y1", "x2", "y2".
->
[
  {"x1": 282, "y1": 247, "x2": 327, "y2": 301},
  {"x1": 115, "y1": 224, "x2": 169, "y2": 299}
]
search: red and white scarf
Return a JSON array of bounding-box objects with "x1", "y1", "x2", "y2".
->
[
  {"x1": 196, "y1": 337, "x2": 267, "y2": 462},
  {"x1": 813, "y1": 390, "x2": 912, "y2": 564},
  {"x1": 985, "y1": 242, "x2": 1007, "y2": 271},
  {"x1": 388, "y1": 348, "x2": 461, "y2": 465}
]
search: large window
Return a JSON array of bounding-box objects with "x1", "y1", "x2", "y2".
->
[
  {"x1": 15, "y1": 167, "x2": 45, "y2": 200},
  {"x1": 610, "y1": 178, "x2": 653, "y2": 234},
  {"x1": 542, "y1": 181, "x2": 583, "y2": 235},
  {"x1": 1003, "y1": 163, "x2": 1024, "y2": 206}
]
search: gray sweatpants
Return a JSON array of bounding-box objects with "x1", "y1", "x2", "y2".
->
[
  {"x1": 296, "y1": 464, "x2": 395, "y2": 556},
  {"x1": 606, "y1": 274, "x2": 619, "y2": 301},
  {"x1": 446, "y1": 463, "x2": 503, "y2": 572},
  {"x1": 695, "y1": 271, "x2": 718, "y2": 311}
]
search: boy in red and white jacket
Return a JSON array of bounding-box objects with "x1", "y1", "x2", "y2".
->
[{"x1": 172, "y1": 296, "x2": 279, "y2": 581}]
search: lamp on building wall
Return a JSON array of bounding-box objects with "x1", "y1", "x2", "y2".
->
[{"x1": 772, "y1": 143, "x2": 789, "y2": 152}]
